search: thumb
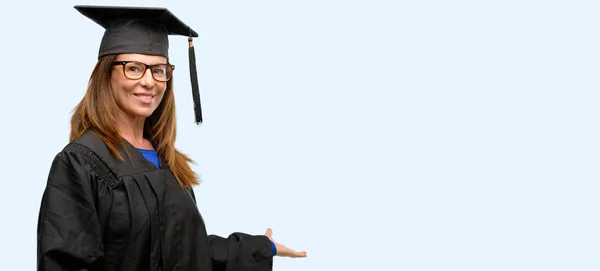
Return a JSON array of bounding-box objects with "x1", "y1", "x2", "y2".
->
[{"x1": 265, "y1": 228, "x2": 273, "y2": 239}]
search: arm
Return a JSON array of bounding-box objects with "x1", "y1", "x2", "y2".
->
[
  {"x1": 37, "y1": 150, "x2": 104, "y2": 271},
  {"x1": 186, "y1": 188, "x2": 274, "y2": 271},
  {"x1": 208, "y1": 233, "x2": 274, "y2": 271}
]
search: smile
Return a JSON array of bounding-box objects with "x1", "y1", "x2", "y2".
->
[{"x1": 133, "y1": 93, "x2": 156, "y2": 104}]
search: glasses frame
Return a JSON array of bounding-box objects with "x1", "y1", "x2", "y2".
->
[{"x1": 112, "y1": 61, "x2": 175, "y2": 82}]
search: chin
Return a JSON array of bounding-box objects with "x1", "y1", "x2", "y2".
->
[
  {"x1": 130, "y1": 107, "x2": 158, "y2": 118},
  {"x1": 139, "y1": 110, "x2": 157, "y2": 118}
]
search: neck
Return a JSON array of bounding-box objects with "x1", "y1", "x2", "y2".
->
[{"x1": 116, "y1": 111, "x2": 147, "y2": 148}]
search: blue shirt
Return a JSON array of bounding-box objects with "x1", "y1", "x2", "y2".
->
[{"x1": 138, "y1": 148, "x2": 160, "y2": 169}]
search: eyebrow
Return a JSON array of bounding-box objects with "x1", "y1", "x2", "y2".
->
[{"x1": 115, "y1": 60, "x2": 169, "y2": 65}]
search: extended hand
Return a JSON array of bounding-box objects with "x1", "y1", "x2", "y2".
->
[{"x1": 265, "y1": 228, "x2": 307, "y2": 258}]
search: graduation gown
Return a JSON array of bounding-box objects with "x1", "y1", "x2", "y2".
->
[{"x1": 37, "y1": 131, "x2": 273, "y2": 271}]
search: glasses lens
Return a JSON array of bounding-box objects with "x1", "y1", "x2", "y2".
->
[
  {"x1": 124, "y1": 62, "x2": 145, "y2": 79},
  {"x1": 151, "y1": 64, "x2": 172, "y2": 82}
]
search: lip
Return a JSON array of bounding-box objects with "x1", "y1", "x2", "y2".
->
[
  {"x1": 133, "y1": 92, "x2": 156, "y2": 97},
  {"x1": 133, "y1": 93, "x2": 156, "y2": 104}
]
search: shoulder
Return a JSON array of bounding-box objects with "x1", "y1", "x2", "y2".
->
[
  {"x1": 49, "y1": 137, "x2": 102, "y2": 178},
  {"x1": 66, "y1": 130, "x2": 117, "y2": 166},
  {"x1": 50, "y1": 131, "x2": 120, "y2": 186},
  {"x1": 55, "y1": 131, "x2": 103, "y2": 167},
  {"x1": 70, "y1": 130, "x2": 107, "y2": 151}
]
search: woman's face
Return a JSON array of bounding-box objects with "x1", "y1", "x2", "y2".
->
[{"x1": 110, "y1": 54, "x2": 168, "y2": 120}]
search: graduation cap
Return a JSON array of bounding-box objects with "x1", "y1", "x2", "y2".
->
[{"x1": 74, "y1": 5, "x2": 203, "y2": 124}]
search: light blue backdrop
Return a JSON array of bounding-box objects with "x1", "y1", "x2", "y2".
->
[{"x1": 1, "y1": 0, "x2": 598, "y2": 270}]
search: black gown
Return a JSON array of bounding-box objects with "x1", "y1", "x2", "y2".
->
[{"x1": 37, "y1": 131, "x2": 273, "y2": 271}]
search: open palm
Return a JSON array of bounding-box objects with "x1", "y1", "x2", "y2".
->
[{"x1": 264, "y1": 228, "x2": 307, "y2": 258}]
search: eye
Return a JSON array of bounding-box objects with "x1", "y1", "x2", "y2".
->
[
  {"x1": 127, "y1": 65, "x2": 143, "y2": 72},
  {"x1": 152, "y1": 67, "x2": 166, "y2": 75},
  {"x1": 123, "y1": 62, "x2": 146, "y2": 73}
]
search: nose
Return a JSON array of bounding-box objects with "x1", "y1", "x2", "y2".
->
[{"x1": 139, "y1": 68, "x2": 155, "y2": 88}]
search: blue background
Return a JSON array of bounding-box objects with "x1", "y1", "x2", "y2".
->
[{"x1": 1, "y1": 0, "x2": 598, "y2": 270}]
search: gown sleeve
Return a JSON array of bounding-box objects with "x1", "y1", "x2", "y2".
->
[
  {"x1": 37, "y1": 149, "x2": 104, "y2": 271},
  {"x1": 187, "y1": 188, "x2": 274, "y2": 271},
  {"x1": 208, "y1": 233, "x2": 274, "y2": 271}
]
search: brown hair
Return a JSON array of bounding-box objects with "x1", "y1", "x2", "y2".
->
[{"x1": 70, "y1": 54, "x2": 199, "y2": 187}]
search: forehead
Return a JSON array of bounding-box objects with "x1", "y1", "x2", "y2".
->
[{"x1": 114, "y1": 53, "x2": 168, "y2": 64}]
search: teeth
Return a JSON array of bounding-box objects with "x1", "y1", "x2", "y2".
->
[{"x1": 137, "y1": 95, "x2": 153, "y2": 99}]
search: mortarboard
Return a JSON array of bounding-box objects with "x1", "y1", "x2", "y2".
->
[{"x1": 74, "y1": 5, "x2": 203, "y2": 124}]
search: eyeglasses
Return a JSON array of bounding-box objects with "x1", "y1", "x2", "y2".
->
[{"x1": 112, "y1": 61, "x2": 175, "y2": 82}]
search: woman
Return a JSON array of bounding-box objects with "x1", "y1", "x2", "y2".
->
[{"x1": 36, "y1": 5, "x2": 306, "y2": 271}]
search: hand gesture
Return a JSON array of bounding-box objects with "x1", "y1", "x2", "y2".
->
[{"x1": 265, "y1": 228, "x2": 307, "y2": 258}]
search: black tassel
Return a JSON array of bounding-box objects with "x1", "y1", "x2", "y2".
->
[{"x1": 188, "y1": 36, "x2": 202, "y2": 124}]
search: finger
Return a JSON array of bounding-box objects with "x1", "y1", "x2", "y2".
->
[
  {"x1": 277, "y1": 245, "x2": 307, "y2": 258},
  {"x1": 291, "y1": 250, "x2": 307, "y2": 258}
]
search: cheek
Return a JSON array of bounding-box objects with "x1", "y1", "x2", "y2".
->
[
  {"x1": 120, "y1": 81, "x2": 138, "y2": 94},
  {"x1": 110, "y1": 75, "x2": 134, "y2": 96},
  {"x1": 157, "y1": 84, "x2": 168, "y2": 97}
]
